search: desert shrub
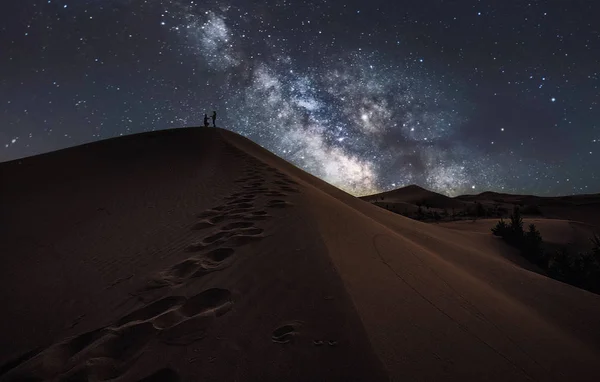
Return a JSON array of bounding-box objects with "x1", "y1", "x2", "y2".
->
[
  {"x1": 475, "y1": 202, "x2": 486, "y2": 217},
  {"x1": 523, "y1": 224, "x2": 547, "y2": 267},
  {"x1": 506, "y1": 206, "x2": 524, "y2": 245},
  {"x1": 491, "y1": 206, "x2": 525, "y2": 245},
  {"x1": 492, "y1": 223, "x2": 600, "y2": 294},
  {"x1": 490, "y1": 208, "x2": 531, "y2": 251},
  {"x1": 548, "y1": 248, "x2": 572, "y2": 281},
  {"x1": 491, "y1": 218, "x2": 509, "y2": 236},
  {"x1": 548, "y1": 249, "x2": 600, "y2": 292},
  {"x1": 591, "y1": 234, "x2": 600, "y2": 261},
  {"x1": 492, "y1": 211, "x2": 600, "y2": 294},
  {"x1": 497, "y1": 206, "x2": 509, "y2": 215},
  {"x1": 509, "y1": 206, "x2": 523, "y2": 231},
  {"x1": 464, "y1": 205, "x2": 474, "y2": 216},
  {"x1": 492, "y1": 209, "x2": 545, "y2": 264}
]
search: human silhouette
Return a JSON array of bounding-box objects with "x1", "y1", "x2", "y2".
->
[
  {"x1": 203, "y1": 113, "x2": 209, "y2": 128},
  {"x1": 211, "y1": 111, "x2": 217, "y2": 127}
]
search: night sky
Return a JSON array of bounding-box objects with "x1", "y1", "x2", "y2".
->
[{"x1": 1, "y1": 0, "x2": 599, "y2": 196}]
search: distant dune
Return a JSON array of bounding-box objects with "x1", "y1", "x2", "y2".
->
[
  {"x1": 455, "y1": 191, "x2": 600, "y2": 227},
  {"x1": 364, "y1": 184, "x2": 600, "y2": 229},
  {"x1": 362, "y1": 184, "x2": 467, "y2": 209},
  {"x1": 1, "y1": 127, "x2": 600, "y2": 381}
]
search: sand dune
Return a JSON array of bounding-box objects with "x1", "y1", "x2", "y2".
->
[
  {"x1": 363, "y1": 184, "x2": 466, "y2": 210},
  {"x1": 1, "y1": 127, "x2": 600, "y2": 381}
]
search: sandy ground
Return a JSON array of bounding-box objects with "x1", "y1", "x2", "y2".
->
[{"x1": 1, "y1": 127, "x2": 600, "y2": 381}]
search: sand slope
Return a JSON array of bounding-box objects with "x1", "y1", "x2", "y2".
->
[{"x1": 1, "y1": 127, "x2": 600, "y2": 381}]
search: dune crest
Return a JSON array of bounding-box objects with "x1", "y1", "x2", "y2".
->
[{"x1": 1, "y1": 128, "x2": 599, "y2": 381}]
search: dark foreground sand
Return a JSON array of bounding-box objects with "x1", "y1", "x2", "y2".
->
[{"x1": 1, "y1": 128, "x2": 599, "y2": 381}]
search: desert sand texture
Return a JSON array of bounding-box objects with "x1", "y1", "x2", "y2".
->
[{"x1": 1, "y1": 127, "x2": 600, "y2": 381}]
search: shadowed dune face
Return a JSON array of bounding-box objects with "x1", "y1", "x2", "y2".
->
[
  {"x1": 1, "y1": 127, "x2": 600, "y2": 381},
  {"x1": 0, "y1": 128, "x2": 386, "y2": 382}
]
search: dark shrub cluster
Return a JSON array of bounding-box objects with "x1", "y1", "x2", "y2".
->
[
  {"x1": 475, "y1": 202, "x2": 486, "y2": 217},
  {"x1": 492, "y1": 207, "x2": 545, "y2": 266},
  {"x1": 492, "y1": 207, "x2": 600, "y2": 294},
  {"x1": 547, "y1": 235, "x2": 600, "y2": 293},
  {"x1": 521, "y1": 204, "x2": 543, "y2": 215}
]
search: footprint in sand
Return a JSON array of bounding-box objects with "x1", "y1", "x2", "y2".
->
[
  {"x1": 203, "y1": 231, "x2": 232, "y2": 244},
  {"x1": 264, "y1": 191, "x2": 288, "y2": 197},
  {"x1": 115, "y1": 296, "x2": 186, "y2": 327},
  {"x1": 234, "y1": 178, "x2": 253, "y2": 184},
  {"x1": 241, "y1": 210, "x2": 271, "y2": 221},
  {"x1": 266, "y1": 200, "x2": 293, "y2": 209},
  {"x1": 242, "y1": 216, "x2": 269, "y2": 222},
  {"x1": 225, "y1": 234, "x2": 264, "y2": 247},
  {"x1": 192, "y1": 221, "x2": 214, "y2": 230},
  {"x1": 1, "y1": 288, "x2": 233, "y2": 381},
  {"x1": 148, "y1": 248, "x2": 236, "y2": 288},
  {"x1": 225, "y1": 192, "x2": 249, "y2": 199},
  {"x1": 178, "y1": 288, "x2": 233, "y2": 318},
  {"x1": 1, "y1": 322, "x2": 156, "y2": 381},
  {"x1": 222, "y1": 221, "x2": 254, "y2": 230},
  {"x1": 213, "y1": 202, "x2": 254, "y2": 212},
  {"x1": 189, "y1": 247, "x2": 236, "y2": 274},
  {"x1": 242, "y1": 186, "x2": 269, "y2": 193},
  {"x1": 272, "y1": 324, "x2": 299, "y2": 344},
  {"x1": 227, "y1": 207, "x2": 256, "y2": 215},
  {"x1": 283, "y1": 179, "x2": 299, "y2": 186},
  {"x1": 234, "y1": 192, "x2": 258, "y2": 200},
  {"x1": 187, "y1": 223, "x2": 264, "y2": 251},
  {"x1": 159, "y1": 289, "x2": 233, "y2": 345},
  {"x1": 227, "y1": 197, "x2": 255, "y2": 205},
  {"x1": 279, "y1": 186, "x2": 299, "y2": 193},
  {"x1": 197, "y1": 210, "x2": 221, "y2": 219}
]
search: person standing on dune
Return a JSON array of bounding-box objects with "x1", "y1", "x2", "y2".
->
[
  {"x1": 211, "y1": 111, "x2": 217, "y2": 127},
  {"x1": 203, "y1": 113, "x2": 209, "y2": 128}
]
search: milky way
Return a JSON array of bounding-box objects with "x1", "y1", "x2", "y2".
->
[{"x1": 1, "y1": 0, "x2": 599, "y2": 196}]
